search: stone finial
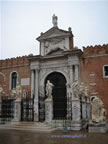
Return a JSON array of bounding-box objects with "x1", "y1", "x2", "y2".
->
[
  {"x1": 41, "y1": 32, "x2": 43, "y2": 36},
  {"x1": 52, "y1": 14, "x2": 58, "y2": 27},
  {"x1": 68, "y1": 27, "x2": 72, "y2": 32}
]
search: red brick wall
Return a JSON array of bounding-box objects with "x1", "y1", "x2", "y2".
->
[
  {"x1": 81, "y1": 44, "x2": 108, "y2": 118},
  {"x1": 0, "y1": 56, "x2": 31, "y2": 96}
]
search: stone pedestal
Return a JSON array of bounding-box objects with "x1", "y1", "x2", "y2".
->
[
  {"x1": 72, "y1": 99, "x2": 81, "y2": 121},
  {"x1": 13, "y1": 99, "x2": 21, "y2": 122},
  {"x1": 34, "y1": 99, "x2": 39, "y2": 121},
  {"x1": 45, "y1": 98, "x2": 53, "y2": 123},
  {"x1": 89, "y1": 121, "x2": 107, "y2": 133},
  {"x1": 71, "y1": 99, "x2": 82, "y2": 130},
  {"x1": 82, "y1": 101, "x2": 86, "y2": 119}
]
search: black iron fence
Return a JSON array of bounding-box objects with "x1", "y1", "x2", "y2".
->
[
  {"x1": 0, "y1": 96, "x2": 15, "y2": 124},
  {"x1": 21, "y1": 93, "x2": 34, "y2": 121}
]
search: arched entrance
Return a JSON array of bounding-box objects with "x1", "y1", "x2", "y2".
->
[{"x1": 45, "y1": 72, "x2": 67, "y2": 119}]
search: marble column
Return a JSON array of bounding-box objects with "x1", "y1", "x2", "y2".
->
[
  {"x1": 67, "y1": 66, "x2": 73, "y2": 120},
  {"x1": 34, "y1": 69, "x2": 39, "y2": 121},
  {"x1": 75, "y1": 65, "x2": 79, "y2": 82},
  {"x1": 69, "y1": 65, "x2": 74, "y2": 99},
  {"x1": 31, "y1": 70, "x2": 35, "y2": 97},
  {"x1": 35, "y1": 69, "x2": 39, "y2": 100},
  {"x1": 69, "y1": 65, "x2": 74, "y2": 86}
]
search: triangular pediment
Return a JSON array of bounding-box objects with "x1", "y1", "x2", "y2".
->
[{"x1": 37, "y1": 27, "x2": 71, "y2": 41}]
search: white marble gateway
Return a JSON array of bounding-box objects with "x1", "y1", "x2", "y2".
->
[{"x1": 28, "y1": 15, "x2": 83, "y2": 129}]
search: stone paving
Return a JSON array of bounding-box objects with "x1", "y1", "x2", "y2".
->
[{"x1": 0, "y1": 129, "x2": 108, "y2": 144}]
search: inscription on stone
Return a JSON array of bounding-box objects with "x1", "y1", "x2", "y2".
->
[{"x1": 21, "y1": 78, "x2": 30, "y2": 86}]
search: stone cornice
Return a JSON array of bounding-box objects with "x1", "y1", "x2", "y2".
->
[{"x1": 28, "y1": 49, "x2": 82, "y2": 61}]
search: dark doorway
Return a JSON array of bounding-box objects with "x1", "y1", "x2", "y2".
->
[{"x1": 45, "y1": 72, "x2": 67, "y2": 119}]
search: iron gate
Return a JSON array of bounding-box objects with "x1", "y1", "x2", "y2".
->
[
  {"x1": 21, "y1": 94, "x2": 34, "y2": 121},
  {"x1": 0, "y1": 96, "x2": 15, "y2": 124}
]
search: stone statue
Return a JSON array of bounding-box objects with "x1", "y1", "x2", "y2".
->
[
  {"x1": 22, "y1": 89, "x2": 27, "y2": 98},
  {"x1": 11, "y1": 88, "x2": 16, "y2": 98},
  {"x1": 79, "y1": 82, "x2": 86, "y2": 101},
  {"x1": 72, "y1": 81, "x2": 79, "y2": 98},
  {"x1": 91, "y1": 96, "x2": 107, "y2": 123},
  {"x1": 16, "y1": 82, "x2": 22, "y2": 100},
  {"x1": 0, "y1": 85, "x2": 4, "y2": 100},
  {"x1": 84, "y1": 86, "x2": 88, "y2": 97},
  {"x1": 79, "y1": 82, "x2": 90, "y2": 101},
  {"x1": 72, "y1": 81, "x2": 89, "y2": 101},
  {"x1": 52, "y1": 14, "x2": 58, "y2": 27},
  {"x1": 46, "y1": 80, "x2": 54, "y2": 99},
  {"x1": 0, "y1": 85, "x2": 3, "y2": 93}
]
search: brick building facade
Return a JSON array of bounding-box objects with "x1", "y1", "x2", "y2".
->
[
  {"x1": 80, "y1": 44, "x2": 108, "y2": 118},
  {"x1": 0, "y1": 46, "x2": 108, "y2": 118},
  {"x1": 0, "y1": 56, "x2": 31, "y2": 96},
  {"x1": 0, "y1": 15, "x2": 108, "y2": 120}
]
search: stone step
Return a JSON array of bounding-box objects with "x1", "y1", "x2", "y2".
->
[
  {"x1": 11, "y1": 123, "x2": 54, "y2": 128},
  {"x1": 0, "y1": 122, "x2": 57, "y2": 133},
  {"x1": 9, "y1": 125, "x2": 54, "y2": 129},
  {"x1": 0, "y1": 126, "x2": 57, "y2": 133}
]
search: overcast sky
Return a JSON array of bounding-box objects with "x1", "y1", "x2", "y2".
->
[{"x1": 0, "y1": 0, "x2": 108, "y2": 59}]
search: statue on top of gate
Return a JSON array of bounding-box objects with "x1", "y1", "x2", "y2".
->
[{"x1": 46, "y1": 80, "x2": 54, "y2": 99}]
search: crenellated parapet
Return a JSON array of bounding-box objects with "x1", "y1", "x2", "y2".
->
[
  {"x1": 83, "y1": 44, "x2": 108, "y2": 57},
  {"x1": 0, "y1": 56, "x2": 29, "y2": 68}
]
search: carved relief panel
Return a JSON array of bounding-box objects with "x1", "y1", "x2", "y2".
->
[{"x1": 44, "y1": 38, "x2": 66, "y2": 55}]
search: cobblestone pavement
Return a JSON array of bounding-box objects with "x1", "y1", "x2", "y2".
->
[{"x1": 0, "y1": 129, "x2": 108, "y2": 144}]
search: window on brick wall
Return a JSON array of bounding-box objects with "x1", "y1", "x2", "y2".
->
[
  {"x1": 11, "y1": 72, "x2": 17, "y2": 89},
  {"x1": 103, "y1": 65, "x2": 108, "y2": 77}
]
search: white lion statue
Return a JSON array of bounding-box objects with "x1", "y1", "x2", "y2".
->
[{"x1": 91, "y1": 96, "x2": 107, "y2": 123}]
